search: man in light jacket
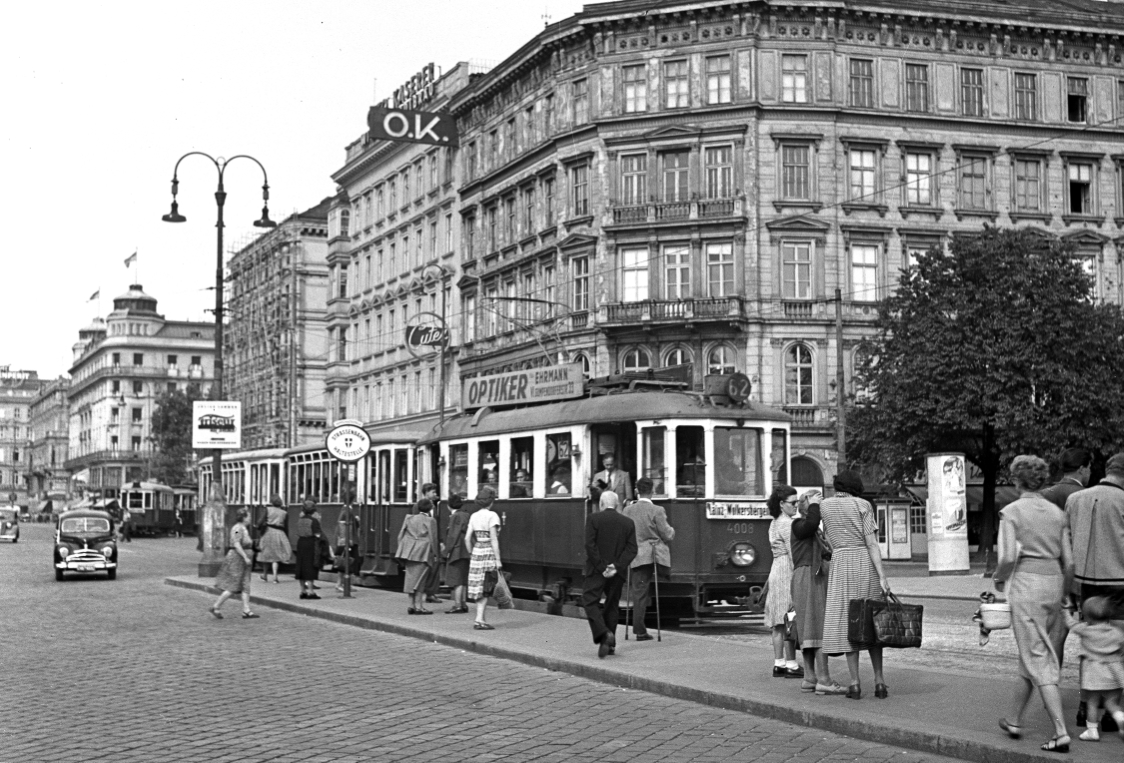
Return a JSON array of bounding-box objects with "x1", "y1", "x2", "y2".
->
[{"x1": 622, "y1": 477, "x2": 675, "y2": 641}]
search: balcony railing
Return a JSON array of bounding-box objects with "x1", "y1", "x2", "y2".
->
[
  {"x1": 612, "y1": 204, "x2": 647, "y2": 224},
  {"x1": 782, "y1": 406, "x2": 827, "y2": 429},
  {"x1": 570, "y1": 311, "x2": 589, "y2": 329},
  {"x1": 783, "y1": 301, "x2": 813, "y2": 318},
  {"x1": 609, "y1": 197, "x2": 742, "y2": 225},
  {"x1": 601, "y1": 297, "x2": 745, "y2": 324},
  {"x1": 654, "y1": 201, "x2": 690, "y2": 221}
]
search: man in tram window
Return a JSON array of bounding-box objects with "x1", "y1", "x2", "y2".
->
[
  {"x1": 593, "y1": 453, "x2": 633, "y2": 503},
  {"x1": 622, "y1": 478, "x2": 675, "y2": 642},
  {"x1": 510, "y1": 468, "x2": 532, "y2": 498}
]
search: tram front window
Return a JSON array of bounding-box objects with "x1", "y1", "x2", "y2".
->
[
  {"x1": 509, "y1": 437, "x2": 533, "y2": 498},
  {"x1": 714, "y1": 427, "x2": 763, "y2": 496},
  {"x1": 479, "y1": 440, "x2": 499, "y2": 494},
  {"x1": 676, "y1": 426, "x2": 705, "y2": 497}
]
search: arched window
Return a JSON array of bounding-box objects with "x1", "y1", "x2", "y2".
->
[
  {"x1": 707, "y1": 344, "x2": 736, "y2": 375},
  {"x1": 664, "y1": 346, "x2": 691, "y2": 367},
  {"x1": 784, "y1": 343, "x2": 814, "y2": 405},
  {"x1": 622, "y1": 347, "x2": 651, "y2": 373},
  {"x1": 851, "y1": 343, "x2": 875, "y2": 401},
  {"x1": 573, "y1": 353, "x2": 591, "y2": 379},
  {"x1": 791, "y1": 456, "x2": 824, "y2": 487}
]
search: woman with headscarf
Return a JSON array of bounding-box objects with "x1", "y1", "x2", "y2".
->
[
  {"x1": 210, "y1": 507, "x2": 259, "y2": 619},
  {"x1": 994, "y1": 455, "x2": 1072, "y2": 753},
  {"x1": 395, "y1": 497, "x2": 440, "y2": 614},
  {"x1": 790, "y1": 489, "x2": 845, "y2": 695},
  {"x1": 442, "y1": 493, "x2": 472, "y2": 614},
  {"x1": 295, "y1": 498, "x2": 324, "y2": 600},
  {"x1": 257, "y1": 495, "x2": 292, "y2": 584},
  {"x1": 466, "y1": 488, "x2": 502, "y2": 629},
  {"x1": 764, "y1": 484, "x2": 802, "y2": 680},
  {"x1": 819, "y1": 470, "x2": 890, "y2": 700}
]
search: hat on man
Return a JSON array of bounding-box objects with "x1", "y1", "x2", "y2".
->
[
  {"x1": 599, "y1": 490, "x2": 621, "y2": 510},
  {"x1": 1105, "y1": 452, "x2": 1124, "y2": 476}
]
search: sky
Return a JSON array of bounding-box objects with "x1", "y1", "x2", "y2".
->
[{"x1": 3, "y1": 0, "x2": 588, "y2": 379}]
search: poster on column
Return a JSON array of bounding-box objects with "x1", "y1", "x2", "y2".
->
[{"x1": 926, "y1": 452, "x2": 969, "y2": 574}]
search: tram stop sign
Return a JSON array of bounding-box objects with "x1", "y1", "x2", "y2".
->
[{"x1": 325, "y1": 419, "x2": 372, "y2": 463}]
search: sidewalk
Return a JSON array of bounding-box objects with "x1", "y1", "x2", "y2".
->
[{"x1": 166, "y1": 574, "x2": 1113, "y2": 763}]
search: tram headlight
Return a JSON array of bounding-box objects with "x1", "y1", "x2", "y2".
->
[{"x1": 729, "y1": 542, "x2": 756, "y2": 567}]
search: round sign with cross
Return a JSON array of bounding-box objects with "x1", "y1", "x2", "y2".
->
[{"x1": 325, "y1": 420, "x2": 372, "y2": 463}]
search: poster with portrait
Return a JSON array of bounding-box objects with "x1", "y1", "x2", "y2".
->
[{"x1": 927, "y1": 453, "x2": 967, "y2": 537}]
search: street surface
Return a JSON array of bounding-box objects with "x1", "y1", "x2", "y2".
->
[{"x1": 0, "y1": 524, "x2": 966, "y2": 763}]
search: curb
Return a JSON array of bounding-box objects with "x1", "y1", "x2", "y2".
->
[{"x1": 166, "y1": 577, "x2": 1064, "y2": 763}]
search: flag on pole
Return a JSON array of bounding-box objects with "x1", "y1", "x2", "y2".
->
[
  {"x1": 88, "y1": 290, "x2": 100, "y2": 301},
  {"x1": 124, "y1": 251, "x2": 137, "y2": 267}
]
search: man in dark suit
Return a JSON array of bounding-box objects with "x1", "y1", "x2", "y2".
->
[
  {"x1": 582, "y1": 490, "x2": 637, "y2": 658},
  {"x1": 1041, "y1": 447, "x2": 1091, "y2": 510}
]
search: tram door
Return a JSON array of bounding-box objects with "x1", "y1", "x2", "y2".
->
[{"x1": 590, "y1": 423, "x2": 638, "y2": 502}]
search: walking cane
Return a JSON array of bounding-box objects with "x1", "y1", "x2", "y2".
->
[
  {"x1": 653, "y1": 558, "x2": 662, "y2": 642},
  {"x1": 625, "y1": 564, "x2": 631, "y2": 641}
]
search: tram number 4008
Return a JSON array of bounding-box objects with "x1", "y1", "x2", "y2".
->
[{"x1": 726, "y1": 523, "x2": 754, "y2": 535}]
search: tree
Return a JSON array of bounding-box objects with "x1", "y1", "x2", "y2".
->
[
  {"x1": 149, "y1": 384, "x2": 204, "y2": 486},
  {"x1": 849, "y1": 227, "x2": 1124, "y2": 563}
]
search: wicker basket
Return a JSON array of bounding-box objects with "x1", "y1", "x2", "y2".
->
[{"x1": 980, "y1": 602, "x2": 1011, "y2": 630}]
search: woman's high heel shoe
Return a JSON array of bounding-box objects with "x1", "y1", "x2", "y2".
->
[
  {"x1": 846, "y1": 684, "x2": 862, "y2": 700},
  {"x1": 874, "y1": 683, "x2": 888, "y2": 699}
]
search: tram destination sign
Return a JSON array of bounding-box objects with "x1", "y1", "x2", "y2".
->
[
  {"x1": 706, "y1": 501, "x2": 770, "y2": 519},
  {"x1": 462, "y1": 363, "x2": 584, "y2": 410},
  {"x1": 192, "y1": 401, "x2": 242, "y2": 449}
]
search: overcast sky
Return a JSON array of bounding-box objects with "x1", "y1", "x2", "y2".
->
[{"x1": 3, "y1": 0, "x2": 588, "y2": 379}]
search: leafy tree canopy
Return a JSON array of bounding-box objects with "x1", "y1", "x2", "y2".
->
[{"x1": 149, "y1": 384, "x2": 204, "y2": 486}]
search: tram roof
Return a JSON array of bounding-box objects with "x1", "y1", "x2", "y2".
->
[
  {"x1": 119, "y1": 480, "x2": 174, "y2": 492},
  {"x1": 423, "y1": 390, "x2": 791, "y2": 443}
]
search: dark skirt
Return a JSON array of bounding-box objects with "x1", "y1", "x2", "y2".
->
[
  {"x1": 295, "y1": 536, "x2": 319, "y2": 581},
  {"x1": 791, "y1": 563, "x2": 829, "y2": 649},
  {"x1": 446, "y1": 558, "x2": 470, "y2": 588}
]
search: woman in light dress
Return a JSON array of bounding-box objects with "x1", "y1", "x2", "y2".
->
[
  {"x1": 764, "y1": 484, "x2": 802, "y2": 679},
  {"x1": 257, "y1": 495, "x2": 291, "y2": 584},
  {"x1": 466, "y1": 489, "x2": 502, "y2": 630}
]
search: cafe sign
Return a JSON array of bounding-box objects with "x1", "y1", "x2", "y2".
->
[{"x1": 462, "y1": 363, "x2": 584, "y2": 410}]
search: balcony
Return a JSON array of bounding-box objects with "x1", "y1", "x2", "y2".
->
[
  {"x1": 166, "y1": 367, "x2": 180, "y2": 377},
  {"x1": 782, "y1": 406, "x2": 831, "y2": 430},
  {"x1": 600, "y1": 297, "x2": 745, "y2": 326},
  {"x1": 783, "y1": 301, "x2": 814, "y2": 319},
  {"x1": 609, "y1": 197, "x2": 742, "y2": 226}
]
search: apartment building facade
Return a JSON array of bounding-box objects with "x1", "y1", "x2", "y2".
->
[{"x1": 27, "y1": 376, "x2": 70, "y2": 505}]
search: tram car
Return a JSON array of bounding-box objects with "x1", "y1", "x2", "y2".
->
[
  {"x1": 119, "y1": 481, "x2": 178, "y2": 536},
  {"x1": 197, "y1": 371, "x2": 791, "y2": 620}
]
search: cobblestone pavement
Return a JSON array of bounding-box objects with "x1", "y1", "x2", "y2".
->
[{"x1": 1, "y1": 525, "x2": 967, "y2": 763}]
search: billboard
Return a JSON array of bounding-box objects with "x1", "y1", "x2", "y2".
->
[
  {"x1": 367, "y1": 106, "x2": 457, "y2": 147},
  {"x1": 192, "y1": 401, "x2": 242, "y2": 449},
  {"x1": 461, "y1": 363, "x2": 584, "y2": 410},
  {"x1": 927, "y1": 453, "x2": 967, "y2": 537}
]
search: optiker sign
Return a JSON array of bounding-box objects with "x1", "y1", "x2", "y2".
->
[{"x1": 367, "y1": 106, "x2": 458, "y2": 147}]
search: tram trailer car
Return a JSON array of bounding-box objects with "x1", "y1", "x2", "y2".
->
[
  {"x1": 118, "y1": 481, "x2": 178, "y2": 536},
  {"x1": 423, "y1": 383, "x2": 793, "y2": 620}
]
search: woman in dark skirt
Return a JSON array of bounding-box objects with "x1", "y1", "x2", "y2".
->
[
  {"x1": 210, "y1": 508, "x2": 259, "y2": 619},
  {"x1": 295, "y1": 498, "x2": 323, "y2": 600},
  {"x1": 442, "y1": 494, "x2": 472, "y2": 613}
]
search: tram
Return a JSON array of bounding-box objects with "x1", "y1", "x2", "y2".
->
[
  {"x1": 118, "y1": 481, "x2": 177, "y2": 536},
  {"x1": 196, "y1": 371, "x2": 792, "y2": 619}
]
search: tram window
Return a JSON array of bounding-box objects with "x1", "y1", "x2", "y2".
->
[
  {"x1": 126, "y1": 492, "x2": 144, "y2": 510},
  {"x1": 676, "y1": 426, "x2": 705, "y2": 497},
  {"x1": 546, "y1": 432, "x2": 572, "y2": 495},
  {"x1": 509, "y1": 437, "x2": 533, "y2": 498},
  {"x1": 642, "y1": 427, "x2": 667, "y2": 495},
  {"x1": 771, "y1": 429, "x2": 789, "y2": 484},
  {"x1": 714, "y1": 427, "x2": 763, "y2": 496},
  {"x1": 449, "y1": 444, "x2": 468, "y2": 497},
  {"x1": 378, "y1": 451, "x2": 392, "y2": 503},
  {"x1": 393, "y1": 449, "x2": 409, "y2": 503},
  {"x1": 479, "y1": 440, "x2": 499, "y2": 493}
]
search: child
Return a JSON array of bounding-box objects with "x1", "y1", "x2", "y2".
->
[{"x1": 1065, "y1": 596, "x2": 1124, "y2": 742}]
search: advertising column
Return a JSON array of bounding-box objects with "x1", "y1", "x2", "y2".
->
[{"x1": 926, "y1": 452, "x2": 969, "y2": 575}]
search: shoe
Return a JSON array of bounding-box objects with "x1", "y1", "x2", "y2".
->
[
  {"x1": 608, "y1": 647, "x2": 615, "y2": 655},
  {"x1": 416, "y1": 609, "x2": 433, "y2": 615},
  {"x1": 874, "y1": 683, "x2": 888, "y2": 699},
  {"x1": 407, "y1": 607, "x2": 418, "y2": 614},
  {"x1": 800, "y1": 681, "x2": 817, "y2": 693},
  {"x1": 445, "y1": 606, "x2": 469, "y2": 614},
  {"x1": 425, "y1": 595, "x2": 443, "y2": 603},
  {"x1": 474, "y1": 621, "x2": 495, "y2": 630},
  {"x1": 209, "y1": 608, "x2": 223, "y2": 619},
  {"x1": 1040, "y1": 734, "x2": 1070, "y2": 753},
  {"x1": 1078, "y1": 727, "x2": 1099, "y2": 742},
  {"x1": 299, "y1": 593, "x2": 309, "y2": 599},
  {"x1": 772, "y1": 665, "x2": 787, "y2": 678},
  {"x1": 272, "y1": 578, "x2": 280, "y2": 584},
  {"x1": 241, "y1": 612, "x2": 260, "y2": 619},
  {"x1": 335, "y1": 587, "x2": 344, "y2": 593},
  {"x1": 598, "y1": 638, "x2": 611, "y2": 659},
  {"x1": 306, "y1": 593, "x2": 320, "y2": 600},
  {"x1": 260, "y1": 574, "x2": 269, "y2": 582},
  {"x1": 634, "y1": 633, "x2": 654, "y2": 641},
  {"x1": 784, "y1": 666, "x2": 805, "y2": 679},
  {"x1": 815, "y1": 683, "x2": 848, "y2": 696},
  {"x1": 846, "y1": 684, "x2": 862, "y2": 700},
  {"x1": 998, "y1": 719, "x2": 1022, "y2": 739}
]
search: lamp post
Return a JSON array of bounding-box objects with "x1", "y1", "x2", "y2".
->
[{"x1": 162, "y1": 152, "x2": 275, "y2": 576}]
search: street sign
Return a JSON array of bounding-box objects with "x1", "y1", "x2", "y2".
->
[
  {"x1": 192, "y1": 401, "x2": 242, "y2": 449},
  {"x1": 367, "y1": 106, "x2": 458, "y2": 147},
  {"x1": 325, "y1": 419, "x2": 372, "y2": 463}
]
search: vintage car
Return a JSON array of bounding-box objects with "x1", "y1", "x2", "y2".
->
[
  {"x1": 54, "y1": 510, "x2": 117, "y2": 580},
  {"x1": 0, "y1": 507, "x2": 18, "y2": 542}
]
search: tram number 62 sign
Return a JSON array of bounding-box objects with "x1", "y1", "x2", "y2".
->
[{"x1": 726, "y1": 373, "x2": 752, "y2": 404}]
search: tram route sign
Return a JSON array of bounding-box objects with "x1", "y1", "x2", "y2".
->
[
  {"x1": 192, "y1": 401, "x2": 242, "y2": 449},
  {"x1": 325, "y1": 419, "x2": 372, "y2": 463},
  {"x1": 461, "y1": 363, "x2": 584, "y2": 410}
]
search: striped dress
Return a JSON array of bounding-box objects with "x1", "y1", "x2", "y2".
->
[
  {"x1": 764, "y1": 514, "x2": 794, "y2": 627},
  {"x1": 820, "y1": 495, "x2": 882, "y2": 656},
  {"x1": 467, "y1": 509, "x2": 501, "y2": 601}
]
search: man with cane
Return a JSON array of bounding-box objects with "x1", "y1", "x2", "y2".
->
[{"x1": 623, "y1": 478, "x2": 675, "y2": 642}]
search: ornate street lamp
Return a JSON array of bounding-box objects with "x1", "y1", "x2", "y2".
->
[{"x1": 162, "y1": 152, "x2": 275, "y2": 576}]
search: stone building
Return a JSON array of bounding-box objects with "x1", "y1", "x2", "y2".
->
[
  {"x1": 0, "y1": 368, "x2": 43, "y2": 505},
  {"x1": 226, "y1": 199, "x2": 331, "y2": 449},
  {"x1": 27, "y1": 376, "x2": 70, "y2": 506},
  {"x1": 64, "y1": 286, "x2": 214, "y2": 495}
]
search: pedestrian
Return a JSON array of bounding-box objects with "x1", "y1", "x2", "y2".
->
[
  {"x1": 209, "y1": 507, "x2": 259, "y2": 619},
  {"x1": 790, "y1": 489, "x2": 845, "y2": 695},
  {"x1": 442, "y1": 493, "x2": 472, "y2": 614},
  {"x1": 994, "y1": 455, "x2": 1072, "y2": 753},
  {"x1": 764, "y1": 484, "x2": 803, "y2": 680},
  {"x1": 622, "y1": 477, "x2": 675, "y2": 642},
  {"x1": 395, "y1": 497, "x2": 440, "y2": 614},
  {"x1": 819, "y1": 470, "x2": 890, "y2": 700},
  {"x1": 582, "y1": 490, "x2": 637, "y2": 658},
  {"x1": 420, "y1": 483, "x2": 444, "y2": 604},
  {"x1": 466, "y1": 488, "x2": 502, "y2": 629},
  {"x1": 1065, "y1": 596, "x2": 1124, "y2": 742},
  {"x1": 1041, "y1": 448, "x2": 1092, "y2": 511},
  {"x1": 334, "y1": 502, "x2": 360, "y2": 592},
  {"x1": 258, "y1": 495, "x2": 292, "y2": 585},
  {"x1": 119, "y1": 506, "x2": 132, "y2": 542},
  {"x1": 592, "y1": 453, "x2": 633, "y2": 502},
  {"x1": 1066, "y1": 451, "x2": 1124, "y2": 734},
  {"x1": 295, "y1": 498, "x2": 324, "y2": 600}
]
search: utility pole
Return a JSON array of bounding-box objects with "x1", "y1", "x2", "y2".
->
[{"x1": 835, "y1": 288, "x2": 846, "y2": 469}]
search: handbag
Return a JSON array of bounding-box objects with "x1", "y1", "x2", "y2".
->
[
  {"x1": 871, "y1": 591, "x2": 924, "y2": 649},
  {"x1": 493, "y1": 570, "x2": 515, "y2": 609}
]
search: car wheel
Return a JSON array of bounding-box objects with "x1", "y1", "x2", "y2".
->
[
  {"x1": 54, "y1": 568, "x2": 64, "y2": 581},
  {"x1": 107, "y1": 568, "x2": 117, "y2": 580}
]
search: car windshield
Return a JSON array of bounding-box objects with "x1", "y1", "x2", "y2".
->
[
  {"x1": 0, "y1": 509, "x2": 16, "y2": 521},
  {"x1": 60, "y1": 517, "x2": 111, "y2": 534}
]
